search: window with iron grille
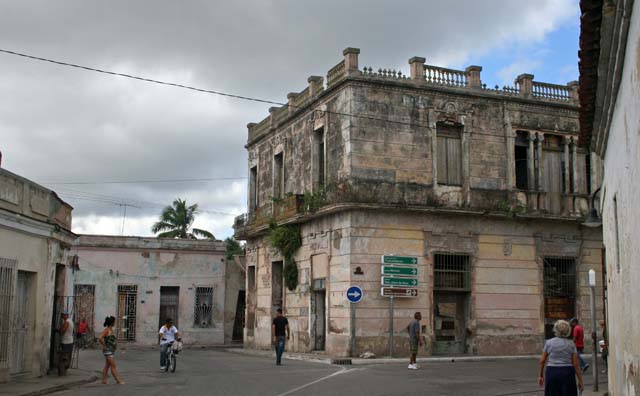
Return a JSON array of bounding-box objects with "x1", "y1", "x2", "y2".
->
[
  {"x1": 434, "y1": 254, "x2": 471, "y2": 291},
  {"x1": 194, "y1": 287, "x2": 214, "y2": 327},
  {"x1": 543, "y1": 257, "x2": 576, "y2": 297}
]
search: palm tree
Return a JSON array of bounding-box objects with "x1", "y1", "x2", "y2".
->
[{"x1": 151, "y1": 198, "x2": 214, "y2": 239}]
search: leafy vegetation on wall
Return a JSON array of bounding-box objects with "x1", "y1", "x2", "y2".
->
[{"x1": 267, "y1": 221, "x2": 302, "y2": 291}]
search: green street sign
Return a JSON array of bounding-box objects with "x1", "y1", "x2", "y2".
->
[
  {"x1": 381, "y1": 255, "x2": 418, "y2": 265},
  {"x1": 381, "y1": 277, "x2": 418, "y2": 287},
  {"x1": 381, "y1": 266, "x2": 418, "y2": 277}
]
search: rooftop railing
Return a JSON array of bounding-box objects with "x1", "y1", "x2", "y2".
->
[{"x1": 247, "y1": 48, "x2": 578, "y2": 142}]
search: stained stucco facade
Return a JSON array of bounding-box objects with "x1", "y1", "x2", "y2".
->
[
  {"x1": 0, "y1": 167, "x2": 75, "y2": 382},
  {"x1": 73, "y1": 235, "x2": 245, "y2": 347},
  {"x1": 236, "y1": 48, "x2": 604, "y2": 357},
  {"x1": 579, "y1": 0, "x2": 640, "y2": 393}
]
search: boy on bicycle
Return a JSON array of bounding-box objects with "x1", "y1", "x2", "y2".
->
[{"x1": 159, "y1": 318, "x2": 180, "y2": 370}]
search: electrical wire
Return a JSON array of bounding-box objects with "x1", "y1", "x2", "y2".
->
[
  {"x1": 43, "y1": 176, "x2": 247, "y2": 185},
  {"x1": 0, "y1": 48, "x2": 533, "y2": 140},
  {"x1": 56, "y1": 188, "x2": 239, "y2": 216}
]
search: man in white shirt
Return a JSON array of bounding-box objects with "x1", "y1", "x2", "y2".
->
[
  {"x1": 158, "y1": 318, "x2": 180, "y2": 370},
  {"x1": 59, "y1": 312, "x2": 75, "y2": 373}
]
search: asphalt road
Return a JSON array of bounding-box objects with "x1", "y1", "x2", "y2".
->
[{"x1": 59, "y1": 349, "x2": 552, "y2": 396}]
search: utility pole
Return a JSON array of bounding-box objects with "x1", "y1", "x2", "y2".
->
[{"x1": 120, "y1": 204, "x2": 128, "y2": 235}]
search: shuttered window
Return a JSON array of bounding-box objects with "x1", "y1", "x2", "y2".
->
[{"x1": 437, "y1": 124, "x2": 462, "y2": 186}]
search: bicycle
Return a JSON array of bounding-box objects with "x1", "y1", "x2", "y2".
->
[{"x1": 163, "y1": 340, "x2": 182, "y2": 373}]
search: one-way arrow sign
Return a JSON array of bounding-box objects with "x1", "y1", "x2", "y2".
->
[{"x1": 346, "y1": 285, "x2": 363, "y2": 303}]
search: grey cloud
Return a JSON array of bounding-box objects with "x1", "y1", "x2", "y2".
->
[{"x1": 0, "y1": 0, "x2": 575, "y2": 236}]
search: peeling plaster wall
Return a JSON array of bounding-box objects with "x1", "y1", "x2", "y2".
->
[
  {"x1": 0, "y1": 169, "x2": 74, "y2": 382},
  {"x1": 600, "y1": 0, "x2": 640, "y2": 392},
  {"x1": 242, "y1": 63, "x2": 602, "y2": 358},
  {"x1": 73, "y1": 236, "x2": 240, "y2": 347},
  {"x1": 244, "y1": 209, "x2": 602, "y2": 357},
  {"x1": 247, "y1": 88, "x2": 351, "y2": 206}
]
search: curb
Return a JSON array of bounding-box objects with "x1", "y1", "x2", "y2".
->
[
  {"x1": 17, "y1": 375, "x2": 98, "y2": 396},
  {"x1": 225, "y1": 348, "x2": 541, "y2": 366},
  {"x1": 115, "y1": 344, "x2": 242, "y2": 351}
]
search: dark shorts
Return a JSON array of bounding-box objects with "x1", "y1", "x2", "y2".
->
[
  {"x1": 61, "y1": 343, "x2": 74, "y2": 354},
  {"x1": 410, "y1": 338, "x2": 419, "y2": 354}
]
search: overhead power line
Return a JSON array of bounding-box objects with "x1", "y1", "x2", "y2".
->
[
  {"x1": 0, "y1": 49, "x2": 284, "y2": 106},
  {"x1": 56, "y1": 187, "x2": 238, "y2": 216},
  {"x1": 0, "y1": 47, "x2": 514, "y2": 140},
  {"x1": 44, "y1": 176, "x2": 247, "y2": 185}
]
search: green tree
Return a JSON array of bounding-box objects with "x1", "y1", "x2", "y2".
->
[
  {"x1": 225, "y1": 237, "x2": 245, "y2": 261},
  {"x1": 151, "y1": 198, "x2": 214, "y2": 239}
]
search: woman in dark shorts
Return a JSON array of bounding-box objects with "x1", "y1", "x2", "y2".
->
[
  {"x1": 538, "y1": 319, "x2": 583, "y2": 395},
  {"x1": 98, "y1": 316, "x2": 124, "y2": 385}
]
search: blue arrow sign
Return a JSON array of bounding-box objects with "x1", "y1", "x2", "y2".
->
[{"x1": 346, "y1": 286, "x2": 363, "y2": 303}]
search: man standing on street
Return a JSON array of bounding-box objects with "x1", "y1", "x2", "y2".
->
[
  {"x1": 272, "y1": 308, "x2": 289, "y2": 366},
  {"x1": 59, "y1": 312, "x2": 75, "y2": 374},
  {"x1": 570, "y1": 317, "x2": 589, "y2": 373},
  {"x1": 407, "y1": 312, "x2": 423, "y2": 370}
]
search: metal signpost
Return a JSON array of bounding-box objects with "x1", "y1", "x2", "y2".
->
[
  {"x1": 589, "y1": 270, "x2": 598, "y2": 391},
  {"x1": 380, "y1": 255, "x2": 418, "y2": 358},
  {"x1": 346, "y1": 286, "x2": 363, "y2": 358}
]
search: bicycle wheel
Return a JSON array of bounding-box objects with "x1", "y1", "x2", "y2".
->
[{"x1": 170, "y1": 354, "x2": 176, "y2": 372}]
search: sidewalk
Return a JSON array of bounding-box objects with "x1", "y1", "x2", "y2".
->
[
  {"x1": 0, "y1": 369, "x2": 97, "y2": 396},
  {"x1": 227, "y1": 347, "x2": 542, "y2": 365}
]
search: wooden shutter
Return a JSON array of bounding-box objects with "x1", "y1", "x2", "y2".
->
[
  {"x1": 542, "y1": 150, "x2": 563, "y2": 213},
  {"x1": 437, "y1": 136, "x2": 448, "y2": 184},
  {"x1": 447, "y1": 137, "x2": 462, "y2": 185}
]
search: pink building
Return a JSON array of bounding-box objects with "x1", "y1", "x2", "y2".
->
[{"x1": 73, "y1": 235, "x2": 245, "y2": 346}]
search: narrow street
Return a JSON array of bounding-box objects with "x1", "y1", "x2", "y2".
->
[{"x1": 58, "y1": 349, "x2": 554, "y2": 396}]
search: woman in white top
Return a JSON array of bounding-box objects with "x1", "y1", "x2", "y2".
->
[{"x1": 538, "y1": 319, "x2": 584, "y2": 395}]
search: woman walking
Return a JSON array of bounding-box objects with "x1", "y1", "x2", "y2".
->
[
  {"x1": 538, "y1": 319, "x2": 583, "y2": 395},
  {"x1": 98, "y1": 316, "x2": 124, "y2": 385}
]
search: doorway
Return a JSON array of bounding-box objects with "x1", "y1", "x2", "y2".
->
[
  {"x1": 11, "y1": 271, "x2": 34, "y2": 375},
  {"x1": 271, "y1": 261, "x2": 283, "y2": 315},
  {"x1": 159, "y1": 287, "x2": 179, "y2": 329},
  {"x1": 432, "y1": 254, "x2": 471, "y2": 355},
  {"x1": 543, "y1": 257, "x2": 576, "y2": 339},
  {"x1": 116, "y1": 285, "x2": 138, "y2": 341},
  {"x1": 311, "y1": 279, "x2": 326, "y2": 351},
  {"x1": 232, "y1": 290, "x2": 246, "y2": 342}
]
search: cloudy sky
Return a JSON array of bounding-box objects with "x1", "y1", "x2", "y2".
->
[{"x1": 0, "y1": 0, "x2": 580, "y2": 239}]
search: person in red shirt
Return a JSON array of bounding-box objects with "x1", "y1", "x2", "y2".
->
[
  {"x1": 77, "y1": 318, "x2": 89, "y2": 349},
  {"x1": 570, "y1": 317, "x2": 589, "y2": 373}
]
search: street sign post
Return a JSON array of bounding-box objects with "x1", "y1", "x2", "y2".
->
[
  {"x1": 381, "y1": 287, "x2": 418, "y2": 297},
  {"x1": 381, "y1": 277, "x2": 418, "y2": 287},
  {"x1": 380, "y1": 254, "x2": 419, "y2": 359},
  {"x1": 381, "y1": 255, "x2": 418, "y2": 265},
  {"x1": 381, "y1": 266, "x2": 418, "y2": 277},
  {"x1": 346, "y1": 286, "x2": 363, "y2": 304}
]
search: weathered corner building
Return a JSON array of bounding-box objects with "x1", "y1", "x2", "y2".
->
[
  {"x1": 0, "y1": 166, "x2": 76, "y2": 382},
  {"x1": 235, "y1": 48, "x2": 604, "y2": 357},
  {"x1": 73, "y1": 235, "x2": 245, "y2": 347}
]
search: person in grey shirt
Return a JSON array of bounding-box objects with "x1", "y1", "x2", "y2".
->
[
  {"x1": 407, "y1": 312, "x2": 422, "y2": 370},
  {"x1": 538, "y1": 320, "x2": 584, "y2": 395}
]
